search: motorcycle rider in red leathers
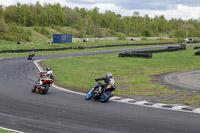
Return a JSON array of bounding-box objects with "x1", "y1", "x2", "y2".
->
[{"x1": 36, "y1": 67, "x2": 54, "y2": 86}]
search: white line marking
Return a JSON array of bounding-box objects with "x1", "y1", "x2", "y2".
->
[
  {"x1": 53, "y1": 84, "x2": 85, "y2": 96},
  {"x1": 135, "y1": 101, "x2": 148, "y2": 105},
  {"x1": 193, "y1": 108, "x2": 200, "y2": 113},
  {"x1": 34, "y1": 59, "x2": 44, "y2": 72},
  {"x1": 172, "y1": 106, "x2": 187, "y2": 110},
  {"x1": 152, "y1": 103, "x2": 166, "y2": 108},
  {"x1": 117, "y1": 98, "x2": 135, "y2": 102},
  {"x1": 109, "y1": 96, "x2": 122, "y2": 100},
  {"x1": 0, "y1": 126, "x2": 24, "y2": 133}
]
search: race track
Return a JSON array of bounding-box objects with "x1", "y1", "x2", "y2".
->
[
  {"x1": 164, "y1": 69, "x2": 200, "y2": 90},
  {"x1": 1, "y1": 46, "x2": 200, "y2": 133}
]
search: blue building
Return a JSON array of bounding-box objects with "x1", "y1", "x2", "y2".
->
[{"x1": 53, "y1": 34, "x2": 72, "y2": 43}]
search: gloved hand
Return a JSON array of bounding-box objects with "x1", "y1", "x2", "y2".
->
[{"x1": 95, "y1": 78, "x2": 99, "y2": 81}]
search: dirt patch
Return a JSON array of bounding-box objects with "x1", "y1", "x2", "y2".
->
[{"x1": 38, "y1": 61, "x2": 48, "y2": 71}]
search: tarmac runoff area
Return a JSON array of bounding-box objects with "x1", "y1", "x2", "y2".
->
[{"x1": 164, "y1": 69, "x2": 200, "y2": 91}]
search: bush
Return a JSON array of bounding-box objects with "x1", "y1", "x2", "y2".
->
[
  {"x1": 169, "y1": 34, "x2": 174, "y2": 38},
  {"x1": 0, "y1": 23, "x2": 32, "y2": 42},
  {"x1": 40, "y1": 27, "x2": 50, "y2": 36},
  {"x1": 51, "y1": 25, "x2": 60, "y2": 30},
  {"x1": 176, "y1": 38, "x2": 185, "y2": 43},
  {"x1": 0, "y1": 32, "x2": 32, "y2": 42},
  {"x1": 175, "y1": 29, "x2": 185, "y2": 38},
  {"x1": 118, "y1": 33, "x2": 126, "y2": 40},
  {"x1": 0, "y1": 17, "x2": 8, "y2": 33},
  {"x1": 8, "y1": 23, "x2": 18, "y2": 33},
  {"x1": 78, "y1": 29, "x2": 84, "y2": 38},
  {"x1": 141, "y1": 36, "x2": 148, "y2": 41},
  {"x1": 142, "y1": 29, "x2": 152, "y2": 37},
  {"x1": 0, "y1": 33, "x2": 18, "y2": 42},
  {"x1": 26, "y1": 29, "x2": 33, "y2": 36},
  {"x1": 156, "y1": 37, "x2": 164, "y2": 40},
  {"x1": 23, "y1": 30, "x2": 32, "y2": 42},
  {"x1": 34, "y1": 26, "x2": 40, "y2": 32}
]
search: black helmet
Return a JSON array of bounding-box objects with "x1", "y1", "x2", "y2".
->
[
  {"x1": 46, "y1": 67, "x2": 51, "y2": 71},
  {"x1": 106, "y1": 72, "x2": 112, "y2": 78}
]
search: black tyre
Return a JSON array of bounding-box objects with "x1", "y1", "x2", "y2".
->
[
  {"x1": 101, "y1": 91, "x2": 111, "y2": 103},
  {"x1": 31, "y1": 86, "x2": 36, "y2": 92},
  {"x1": 40, "y1": 84, "x2": 49, "y2": 94},
  {"x1": 93, "y1": 95, "x2": 100, "y2": 100}
]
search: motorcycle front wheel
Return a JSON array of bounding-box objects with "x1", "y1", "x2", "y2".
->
[
  {"x1": 31, "y1": 86, "x2": 36, "y2": 92},
  {"x1": 85, "y1": 89, "x2": 94, "y2": 100},
  {"x1": 40, "y1": 84, "x2": 49, "y2": 94},
  {"x1": 101, "y1": 91, "x2": 111, "y2": 103}
]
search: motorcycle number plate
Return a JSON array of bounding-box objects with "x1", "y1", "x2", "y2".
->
[{"x1": 107, "y1": 85, "x2": 111, "y2": 88}]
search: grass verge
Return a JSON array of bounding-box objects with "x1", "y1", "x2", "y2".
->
[
  {"x1": 175, "y1": 95, "x2": 200, "y2": 105},
  {"x1": 43, "y1": 46, "x2": 200, "y2": 105},
  {"x1": 0, "y1": 39, "x2": 176, "y2": 51},
  {"x1": 0, "y1": 44, "x2": 173, "y2": 58},
  {"x1": 0, "y1": 129, "x2": 12, "y2": 133}
]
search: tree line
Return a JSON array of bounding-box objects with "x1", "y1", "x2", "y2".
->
[{"x1": 0, "y1": 1, "x2": 200, "y2": 38}]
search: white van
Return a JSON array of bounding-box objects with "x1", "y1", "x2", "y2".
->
[{"x1": 184, "y1": 38, "x2": 193, "y2": 43}]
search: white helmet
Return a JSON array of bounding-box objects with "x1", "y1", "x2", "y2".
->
[
  {"x1": 46, "y1": 67, "x2": 51, "y2": 71},
  {"x1": 106, "y1": 72, "x2": 112, "y2": 77}
]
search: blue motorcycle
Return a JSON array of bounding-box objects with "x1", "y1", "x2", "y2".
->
[{"x1": 86, "y1": 81, "x2": 116, "y2": 103}]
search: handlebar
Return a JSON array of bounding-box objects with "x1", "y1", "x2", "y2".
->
[
  {"x1": 39, "y1": 72, "x2": 46, "y2": 78},
  {"x1": 95, "y1": 81, "x2": 102, "y2": 85},
  {"x1": 39, "y1": 72, "x2": 46, "y2": 74}
]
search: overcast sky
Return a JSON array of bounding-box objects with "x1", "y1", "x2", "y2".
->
[{"x1": 1, "y1": 0, "x2": 200, "y2": 20}]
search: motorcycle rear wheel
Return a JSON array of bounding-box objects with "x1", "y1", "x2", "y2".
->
[
  {"x1": 101, "y1": 91, "x2": 111, "y2": 103},
  {"x1": 31, "y1": 86, "x2": 36, "y2": 92},
  {"x1": 40, "y1": 84, "x2": 49, "y2": 94}
]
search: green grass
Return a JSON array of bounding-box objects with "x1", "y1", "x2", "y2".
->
[
  {"x1": 176, "y1": 95, "x2": 200, "y2": 105},
  {"x1": 0, "y1": 129, "x2": 12, "y2": 133},
  {"x1": 0, "y1": 44, "x2": 173, "y2": 58},
  {"x1": 0, "y1": 39, "x2": 176, "y2": 51},
  {"x1": 43, "y1": 46, "x2": 200, "y2": 99}
]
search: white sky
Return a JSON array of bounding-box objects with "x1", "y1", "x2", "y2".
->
[{"x1": 1, "y1": 0, "x2": 200, "y2": 20}]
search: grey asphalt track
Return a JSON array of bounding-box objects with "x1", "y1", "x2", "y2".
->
[
  {"x1": 164, "y1": 69, "x2": 200, "y2": 90},
  {"x1": 1, "y1": 45, "x2": 200, "y2": 133}
]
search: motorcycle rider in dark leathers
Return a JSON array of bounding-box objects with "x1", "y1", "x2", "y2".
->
[
  {"x1": 30, "y1": 50, "x2": 35, "y2": 55},
  {"x1": 95, "y1": 72, "x2": 115, "y2": 93}
]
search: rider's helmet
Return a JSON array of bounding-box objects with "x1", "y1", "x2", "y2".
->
[
  {"x1": 106, "y1": 72, "x2": 112, "y2": 78},
  {"x1": 46, "y1": 67, "x2": 51, "y2": 71}
]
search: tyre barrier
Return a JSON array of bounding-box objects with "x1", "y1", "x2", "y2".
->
[
  {"x1": 187, "y1": 41, "x2": 200, "y2": 43},
  {"x1": 136, "y1": 46, "x2": 184, "y2": 53},
  {"x1": 119, "y1": 52, "x2": 152, "y2": 58},
  {"x1": 195, "y1": 51, "x2": 200, "y2": 55},
  {"x1": 0, "y1": 47, "x2": 73, "y2": 53},
  {"x1": 194, "y1": 46, "x2": 200, "y2": 49},
  {"x1": 0, "y1": 42, "x2": 176, "y2": 53},
  {"x1": 119, "y1": 46, "x2": 185, "y2": 58}
]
